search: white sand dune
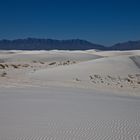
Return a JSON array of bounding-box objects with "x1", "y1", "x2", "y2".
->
[
  {"x1": 29, "y1": 55, "x2": 139, "y2": 78},
  {"x1": 29, "y1": 54, "x2": 140, "y2": 92},
  {"x1": 0, "y1": 50, "x2": 140, "y2": 139},
  {"x1": 90, "y1": 50, "x2": 140, "y2": 57},
  {"x1": 0, "y1": 50, "x2": 102, "y2": 63},
  {"x1": 0, "y1": 50, "x2": 140, "y2": 90}
]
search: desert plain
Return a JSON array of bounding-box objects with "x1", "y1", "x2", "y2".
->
[{"x1": 0, "y1": 50, "x2": 140, "y2": 140}]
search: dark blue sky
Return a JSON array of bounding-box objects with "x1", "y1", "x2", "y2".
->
[{"x1": 0, "y1": 0, "x2": 140, "y2": 45}]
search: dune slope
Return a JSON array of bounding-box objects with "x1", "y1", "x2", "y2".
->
[{"x1": 29, "y1": 54, "x2": 140, "y2": 91}]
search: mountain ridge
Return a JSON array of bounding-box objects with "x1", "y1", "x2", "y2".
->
[{"x1": 0, "y1": 38, "x2": 140, "y2": 50}]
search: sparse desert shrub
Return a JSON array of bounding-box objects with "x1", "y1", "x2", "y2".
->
[
  {"x1": 107, "y1": 75, "x2": 112, "y2": 79},
  {"x1": 67, "y1": 60, "x2": 70, "y2": 63},
  {"x1": 0, "y1": 64, "x2": 5, "y2": 69},
  {"x1": 49, "y1": 62, "x2": 56, "y2": 65},
  {"x1": 32, "y1": 60, "x2": 37, "y2": 63},
  {"x1": 124, "y1": 78, "x2": 131, "y2": 82},
  {"x1": 94, "y1": 74, "x2": 101, "y2": 79},
  {"x1": 101, "y1": 80, "x2": 104, "y2": 83},
  {"x1": 89, "y1": 75, "x2": 93, "y2": 80},
  {"x1": 1, "y1": 72, "x2": 7, "y2": 77},
  {"x1": 75, "y1": 78, "x2": 80, "y2": 81},
  {"x1": 11, "y1": 64, "x2": 18, "y2": 69},
  {"x1": 39, "y1": 61, "x2": 45, "y2": 64},
  {"x1": 22, "y1": 64, "x2": 29, "y2": 67}
]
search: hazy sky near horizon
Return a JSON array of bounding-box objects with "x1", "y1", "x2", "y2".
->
[{"x1": 0, "y1": 0, "x2": 140, "y2": 45}]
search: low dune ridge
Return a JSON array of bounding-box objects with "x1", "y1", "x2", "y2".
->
[
  {"x1": 130, "y1": 55, "x2": 140, "y2": 69},
  {"x1": 0, "y1": 50, "x2": 140, "y2": 92},
  {"x1": 28, "y1": 53, "x2": 140, "y2": 92},
  {"x1": 0, "y1": 50, "x2": 102, "y2": 63}
]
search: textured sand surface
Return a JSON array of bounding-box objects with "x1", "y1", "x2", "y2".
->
[{"x1": 0, "y1": 87, "x2": 140, "y2": 140}]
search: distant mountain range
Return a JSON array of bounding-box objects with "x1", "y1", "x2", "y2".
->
[{"x1": 0, "y1": 38, "x2": 140, "y2": 50}]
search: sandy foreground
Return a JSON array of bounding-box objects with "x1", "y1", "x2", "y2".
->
[{"x1": 0, "y1": 50, "x2": 140, "y2": 139}]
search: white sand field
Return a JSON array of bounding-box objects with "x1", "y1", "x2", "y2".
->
[
  {"x1": 0, "y1": 87, "x2": 140, "y2": 140},
  {"x1": 0, "y1": 50, "x2": 140, "y2": 139}
]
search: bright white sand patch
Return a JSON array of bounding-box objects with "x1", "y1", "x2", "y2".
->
[
  {"x1": 0, "y1": 50, "x2": 102, "y2": 63},
  {"x1": 0, "y1": 87, "x2": 140, "y2": 140},
  {"x1": 91, "y1": 50, "x2": 140, "y2": 57}
]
